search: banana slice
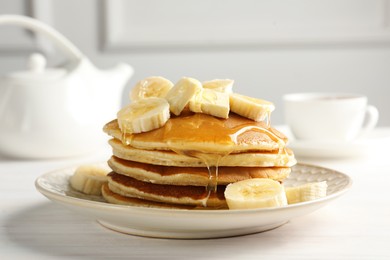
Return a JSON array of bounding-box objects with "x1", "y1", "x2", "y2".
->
[
  {"x1": 189, "y1": 90, "x2": 203, "y2": 113},
  {"x1": 165, "y1": 77, "x2": 202, "y2": 116},
  {"x1": 69, "y1": 165, "x2": 110, "y2": 195},
  {"x1": 129, "y1": 76, "x2": 173, "y2": 101},
  {"x1": 117, "y1": 97, "x2": 170, "y2": 134},
  {"x1": 189, "y1": 88, "x2": 230, "y2": 118},
  {"x1": 285, "y1": 181, "x2": 328, "y2": 204},
  {"x1": 225, "y1": 178, "x2": 287, "y2": 210},
  {"x1": 202, "y1": 79, "x2": 234, "y2": 93},
  {"x1": 229, "y1": 93, "x2": 275, "y2": 122}
]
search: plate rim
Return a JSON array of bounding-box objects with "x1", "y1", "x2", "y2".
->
[{"x1": 35, "y1": 163, "x2": 353, "y2": 216}]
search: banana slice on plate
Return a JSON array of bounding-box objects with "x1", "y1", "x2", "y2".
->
[
  {"x1": 165, "y1": 77, "x2": 202, "y2": 116},
  {"x1": 129, "y1": 76, "x2": 173, "y2": 101},
  {"x1": 117, "y1": 97, "x2": 170, "y2": 134},
  {"x1": 202, "y1": 79, "x2": 234, "y2": 93},
  {"x1": 189, "y1": 88, "x2": 230, "y2": 119},
  {"x1": 285, "y1": 181, "x2": 328, "y2": 204},
  {"x1": 230, "y1": 93, "x2": 275, "y2": 122},
  {"x1": 224, "y1": 178, "x2": 288, "y2": 210},
  {"x1": 69, "y1": 165, "x2": 110, "y2": 195}
]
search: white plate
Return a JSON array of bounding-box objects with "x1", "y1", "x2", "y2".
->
[
  {"x1": 278, "y1": 126, "x2": 390, "y2": 158},
  {"x1": 35, "y1": 163, "x2": 352, "y2": 239}
]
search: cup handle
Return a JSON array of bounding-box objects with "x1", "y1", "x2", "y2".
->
[{"x1": 359, "y1": 105, "x2": 379, "y2": 137}]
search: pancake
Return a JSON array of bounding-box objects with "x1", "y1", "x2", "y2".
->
[
  {"x1": 108, "y1": 156, "x2": 290, "y2": 186},
  {"x1": 107, "y1": 172, "x2": 227, "y2": 208},
  {"x1": 102, "y1": 184, "x2": 224, "y2": 209},
  {"x1": 109, "y1": 138, "x2": 296, "y2": 167},
  {"x1": 102, "y1": 183, "x2": 202, "y2": 209},
  {"x1": 102, "y1": 98, "x2": 295, "y2": 209},
  {"x1": 103, "y1": 112, "x2": 288, "y2": 154}
]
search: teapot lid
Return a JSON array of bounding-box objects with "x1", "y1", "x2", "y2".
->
[{"x1": 6, "y1": 53, "x2": 66, "y2": 83}]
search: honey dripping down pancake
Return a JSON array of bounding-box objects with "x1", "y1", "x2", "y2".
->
[
  {"x1": 108, "y1": 155, "x2": 291, "y2": 186},
  {"x1": 101, "y1": 76, "x2": 295, "y2": 209},
  {"x1": 108, "y1": 139, "x2": 295, "y2": 167}
]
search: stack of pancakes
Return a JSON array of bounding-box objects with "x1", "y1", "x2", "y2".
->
[{"x1": 102, "y1": 110, "x2": 296, "y2": 209}]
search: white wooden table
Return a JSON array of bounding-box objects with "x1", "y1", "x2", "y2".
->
[{"x1": 1, "y1": 129, "x2": 390, "y2": 259}]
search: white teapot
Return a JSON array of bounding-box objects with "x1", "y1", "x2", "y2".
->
[{"x1": 0, "y1": 15, "x2": 133, "y2": 158}]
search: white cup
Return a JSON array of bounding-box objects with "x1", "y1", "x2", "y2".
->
[{"x1": 283, "y1": 93, "x2": 379, "y2": 142}]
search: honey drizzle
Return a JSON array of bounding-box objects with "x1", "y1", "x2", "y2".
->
[
  {"x1": 266, "y1": 110, "x2": 271, "y2": 127},
  {"x1": 121, "y1": 131, "x2": 133, "y2": 146},
  {"x1": 228, "y1": 125, "x2": 286, "y2": 154},
  {"x1": 171, "y1": 149, "x2": 228, "y2": 207}
]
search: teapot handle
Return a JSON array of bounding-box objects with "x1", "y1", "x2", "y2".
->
[{"x1": 0, "y1": 15, "x2": 83, "y2": 62}]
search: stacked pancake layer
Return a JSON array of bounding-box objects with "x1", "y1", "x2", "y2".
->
[{"x1": 103, "y1": 111, "x2": 296, "y2": 209}]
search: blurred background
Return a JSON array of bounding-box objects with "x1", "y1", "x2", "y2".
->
[{"x1": 0, "y1": 0, "x2": 389, "y2": 126}]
